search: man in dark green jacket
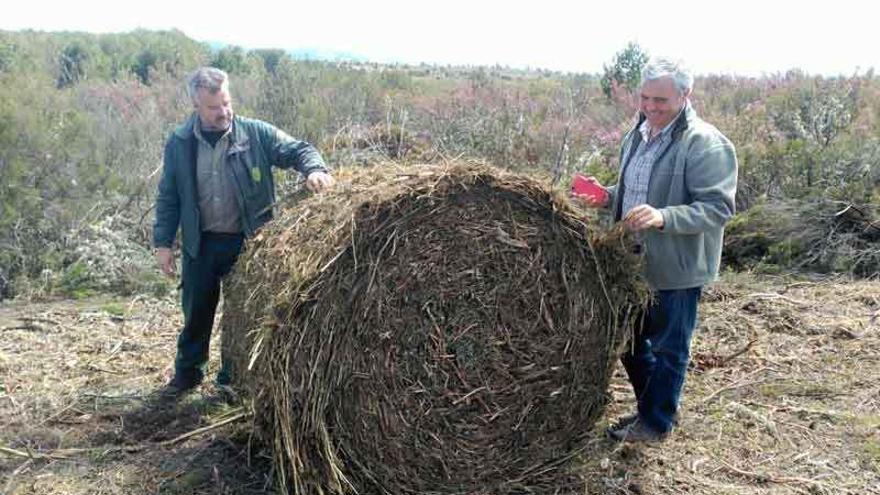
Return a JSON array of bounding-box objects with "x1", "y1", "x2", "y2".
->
[
  {"x1": 153, "y1": 67, "x2": 334, "y2": 395},
  {"x1": 574, "y1": 57, "x2": 737, "y2": 442}
]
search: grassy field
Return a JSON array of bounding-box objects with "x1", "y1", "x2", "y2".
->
[{"x1": 1, "y1": 272, "x2": 878, "y2": 494}]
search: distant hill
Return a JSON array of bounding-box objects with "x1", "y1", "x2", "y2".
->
[{"x1": 205, "y1": 40, "x2": 368, "y2": 64}]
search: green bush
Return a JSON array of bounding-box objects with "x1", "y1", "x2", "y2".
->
[{"x1": 2, "y1": 32, "x2": 879, "y2": 297}]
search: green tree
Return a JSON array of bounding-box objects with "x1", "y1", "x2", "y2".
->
[
  {"x1": 57, "y1": 42, "x2": 89, "y2": 88},
  {"x1": 211, "y1": 45, "x2": 251, "y2": 75},
  {"x1": 0, "y1": 35, "x2": 17, "y2": 73},
  {"x1": 133, "y1": 49, "x2": 157, "y2": 84},
  {"x1": 252, "y1": 48, "x2": 287, "y2": 75},
  {"x1": 600, "y1": 42, "x2": 649, "y2": 99},
  {"x1": 767, "y1": 76, "x2": 859, "y2": 190}
]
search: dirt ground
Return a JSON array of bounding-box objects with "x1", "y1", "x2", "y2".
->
[{"x1": 1, "y1": 272, "x2": 878, "y2": 494}]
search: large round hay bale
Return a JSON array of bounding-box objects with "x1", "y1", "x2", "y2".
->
[{"x1": 221, "y1": 162, "x2": 647, "y2": 494}]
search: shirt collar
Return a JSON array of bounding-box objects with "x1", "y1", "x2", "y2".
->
[
  {"x1": 639, "y1": 101, "x2": 688, "y2": 142},
  {"x1": 194, "y1": 115, "x2": 232, "y2": 142}
]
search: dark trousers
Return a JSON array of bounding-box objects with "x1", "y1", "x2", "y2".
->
[
  {"x1": 175, "y1": 232, "x2": 244, "y2": 386},
  {"x1": 621, "y1": 286, "x2": 702, "y2": 433}
]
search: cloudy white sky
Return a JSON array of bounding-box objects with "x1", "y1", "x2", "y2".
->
[{"x1": 2, "y1": 0, "x2": 874, "y2": 76}]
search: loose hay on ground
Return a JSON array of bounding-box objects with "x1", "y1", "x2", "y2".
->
[
  {"x1": 1, "y1": 272, "x2": 877, "y2": 494},
  {"x1": 591, "y1": 273, "x2": 880, "y2": 495},
  {"x1": 221, "y1": 162, "x2": 648, "y2": 494}
]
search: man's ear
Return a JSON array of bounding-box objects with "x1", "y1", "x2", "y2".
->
[{"x1": 682, "y1": 88, "x2": 692, "y2": 99}]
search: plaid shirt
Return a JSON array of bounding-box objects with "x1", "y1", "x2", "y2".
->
[{"x1": 620, "y1": 109, "x2": 682, "y2": 218}]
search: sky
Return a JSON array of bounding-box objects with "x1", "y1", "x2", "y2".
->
[{"x1": 1, "y1": 0, "x2": 875, "y2": 77}]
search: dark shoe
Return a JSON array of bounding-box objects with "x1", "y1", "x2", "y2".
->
[
  {"x1": 612, "y1": 412, "x2": 639, "y2": 429},
  {"x1": 607, "y1": 418, "x2": 668, "y2": 443},
  {"x1": 611, "y1": 411, "x2": 680, "y2": 430},
  {"x1": 155, "y1": 377, "x2": 200, "y2": 399},
  {"x1": 215, "y1": 366, "x2": 232, "y2": 387},
  {"x1": 213, "y1": 383, "x2": 239, "y2": 404}
]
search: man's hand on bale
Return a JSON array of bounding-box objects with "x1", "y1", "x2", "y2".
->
[
  {"x1": 623, "y1": 204, "x2": 664, "y2": 231},
  {"x1": 305, "y1": 171, "x2": 335, "y2": 193}
]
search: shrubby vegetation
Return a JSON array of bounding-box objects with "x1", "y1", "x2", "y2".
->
[{"x1": 0, "y1": 30, "x2": 877, "y2": 299}]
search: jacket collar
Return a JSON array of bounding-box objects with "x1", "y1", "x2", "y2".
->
[{"x1": 633, "y1": 100, "x2": 694, "y2": 140}]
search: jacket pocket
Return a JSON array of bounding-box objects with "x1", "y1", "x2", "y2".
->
[
  {"x1": 675, "y1": 235, "x2": 708, "y2": 278},
  {"x1": 229, "y1": 153, "x2": 262, "y2": 195}
]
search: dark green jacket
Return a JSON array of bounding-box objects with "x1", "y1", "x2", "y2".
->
[{"x1": 153, "y1": 114, "x2": 328, "y2": 258}]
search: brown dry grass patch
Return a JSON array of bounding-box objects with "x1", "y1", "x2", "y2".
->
[
  {"x1": 587, "y1": 272, "x2": 880, "y2": 495},
  {"x1": 0, "y1": 253, "x2": 877, "y2": 493}
]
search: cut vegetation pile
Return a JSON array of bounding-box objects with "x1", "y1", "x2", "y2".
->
[
  {"x1": 220, "y1": 162, "x2": 648, "y2": 494},
  {"x1": 724, "y1": 199, "x2": 880, "y2": 277}
]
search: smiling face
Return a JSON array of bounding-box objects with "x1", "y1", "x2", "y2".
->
[
  {"x1": 639, "y1": 76, "x2": 689, "y2": 131},
  {"x1": 194, "y1": 84, "x2": 233, "y2": 131}
]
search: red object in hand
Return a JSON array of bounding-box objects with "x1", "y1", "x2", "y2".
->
[{"x1": 571, "y1": 173, "x2": 608, "y2": 204}]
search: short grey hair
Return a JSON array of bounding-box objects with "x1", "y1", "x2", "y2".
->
[
  {"x1": 186, "y1": 67, "x2": 229, "y2": 105},
  {"x1": 641, "y1": 57, "x2": 693, "y2": 95}
]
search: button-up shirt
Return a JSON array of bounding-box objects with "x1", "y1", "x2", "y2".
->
[
  {"x1": 194, "y1": 121, "x2": 242, "y2": 234},
  {"x1": 620, "y1": 106, "x2": 685, "y2": 218}
]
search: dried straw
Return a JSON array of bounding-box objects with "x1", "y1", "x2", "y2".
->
[{"x1": 221, "y1": 161, "x2": 647, "y2": 494}]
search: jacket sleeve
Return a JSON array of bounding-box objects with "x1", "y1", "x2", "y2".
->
[
  {"x1": 153, "y1": 137, "x2": 181, "y2": 248},
  {"x1": 605, "y1": 184, "x2": 619, "y2": 211},
  {"x1": 261, "y1": 122, "x2": 329, "y2": 177},
  {"x1": 659, "y1": 139, "x2": 738, "y2": 235},
  {"x1": 604, "y1": 127, "x2": 635, "y2": 216}
]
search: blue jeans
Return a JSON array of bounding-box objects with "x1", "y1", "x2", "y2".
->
[
  {"x1": 621, "y1": 286, "x2": 702, "y2": 433},
  {"x1": 175, "y1": 233, "x2": 244, "y2": 386}
]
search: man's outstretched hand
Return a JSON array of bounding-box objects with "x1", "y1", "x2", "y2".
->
[{"x1": 305, "y1": 171, "x2": 335, "y2": 193}]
